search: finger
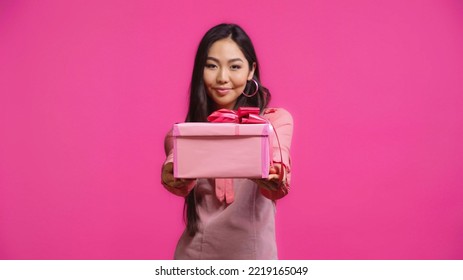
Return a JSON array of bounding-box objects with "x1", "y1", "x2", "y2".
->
[
  {"x1": 163, "y1": 176, "x2": 181, "y2": 188},
  {"x1": 163, "y1": 173, "x2": 192, "y2": 188},
  {"x1": 163, "y1": 162, "x2": 174, "y2": 172},
  {"x1": 261, "y1": 181, "x2": 278, "y2": 191},
  {"x1": 267, "y1": 174, "x2": 280, "y2": 181},
  {"x1": 162, "y1": 163, "x2": 191, "y2": 188},
  {"x1": 180, "y1": 178, "x2": 195, "y2": 183},
  {"x1": 255, "y1": 179, "x2": 278, "y2": 191},
  {"x1": 253, "y1": 176, "x2": 278, "y2": 186},
  {"x1": 161, "y1": 163, "x2": 174, "y2": 180}
]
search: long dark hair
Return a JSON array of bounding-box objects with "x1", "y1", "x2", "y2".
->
[{"x1": 184, "y1": 23, "x2": 271, "y2": 236}]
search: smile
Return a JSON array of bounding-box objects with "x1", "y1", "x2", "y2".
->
[{"x1": 213, "y1": 88, "x2": 232, "y2": 95}]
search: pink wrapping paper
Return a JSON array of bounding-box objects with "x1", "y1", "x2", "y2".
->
[{"x1": 173, "y1": 123, "x2": 270, "y2": 178}]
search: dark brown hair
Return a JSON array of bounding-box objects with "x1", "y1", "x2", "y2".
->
[{"x1": 184, "y1": 23, "x2": 271, "y2": 236}]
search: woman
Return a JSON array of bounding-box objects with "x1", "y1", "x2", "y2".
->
[{"x1": 161, "y1": 23, "x2": 293, "y2": 259}]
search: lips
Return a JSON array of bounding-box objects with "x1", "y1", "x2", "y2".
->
[{"x1": 213, "y1": 87, "x2": 232, "y2": 96}]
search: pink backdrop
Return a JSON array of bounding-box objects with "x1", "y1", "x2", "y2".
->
[{"x1": 1, "y1": 0, "x2": 462, "y2": 259}]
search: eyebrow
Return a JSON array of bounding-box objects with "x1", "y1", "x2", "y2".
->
[{"x1": 206, "y1": 57, "x2": 244, "y2": 63}]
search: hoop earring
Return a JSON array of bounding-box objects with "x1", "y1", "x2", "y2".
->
[{"x1": 242, "y1": 79, "x2": 259, "y2": 98}]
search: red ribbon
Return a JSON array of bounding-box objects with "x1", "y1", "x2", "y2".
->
[{"x1": 207, "y1": 107, "x2": 267, "y2": 124}]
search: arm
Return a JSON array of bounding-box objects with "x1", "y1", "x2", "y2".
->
[
  {"x1": 161, "y1": 129, "x2": 196, "y2": 197},
  {"x1": 255, "y1": 108, "x2": 293, "y2": 200}
]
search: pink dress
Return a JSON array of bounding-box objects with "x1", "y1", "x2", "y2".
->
[{"x1": 162, "y1": 108, "x2": 293, "y2": 259}]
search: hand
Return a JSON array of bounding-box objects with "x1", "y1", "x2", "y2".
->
[
  {"x1": 161, "y1": 162, "x2": 195, "y2": 188},
  {"x1": 251, "y1": 163, "x2": 286, "y2": 191}
]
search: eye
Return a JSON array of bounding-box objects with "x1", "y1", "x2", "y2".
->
[
  {"x1": 205, "y1": 63, "x2": 217, "y2": 69},
  {"x1": 230, "y1": 65, "x2": 242, "y2": 70}
]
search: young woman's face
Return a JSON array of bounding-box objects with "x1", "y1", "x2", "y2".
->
[{"x1": 203, "y1": 37, "x2": 255, "y2": 109}]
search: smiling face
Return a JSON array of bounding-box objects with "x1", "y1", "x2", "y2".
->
[{"x1": 203, "y1": 37, "x2": 256, "y2": 110}]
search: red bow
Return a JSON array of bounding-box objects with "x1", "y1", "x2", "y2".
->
[{"x1": 207, "y1": 107, "x2": 267, "y2": 124}]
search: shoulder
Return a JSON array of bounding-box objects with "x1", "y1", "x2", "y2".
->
[{"x1": 263, "y1": 108, "x2": 293, "y2": 124}]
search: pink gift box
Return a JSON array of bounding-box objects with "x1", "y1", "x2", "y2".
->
[{"x1": 173, "y1": 122, "x2": 271, "y2": 179}]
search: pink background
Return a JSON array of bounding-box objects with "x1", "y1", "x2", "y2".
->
[{"x1": 1, "y1": 0, "x2": 462, "y2": 259}]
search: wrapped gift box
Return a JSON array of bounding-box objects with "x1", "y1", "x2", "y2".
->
[{"x1": 173, "y1": 122, "x2": 270, "y2": 178}]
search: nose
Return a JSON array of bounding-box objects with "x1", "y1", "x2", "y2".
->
[{"x1": 216, "y1": 68, "x2": 229, "y2": 84}]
